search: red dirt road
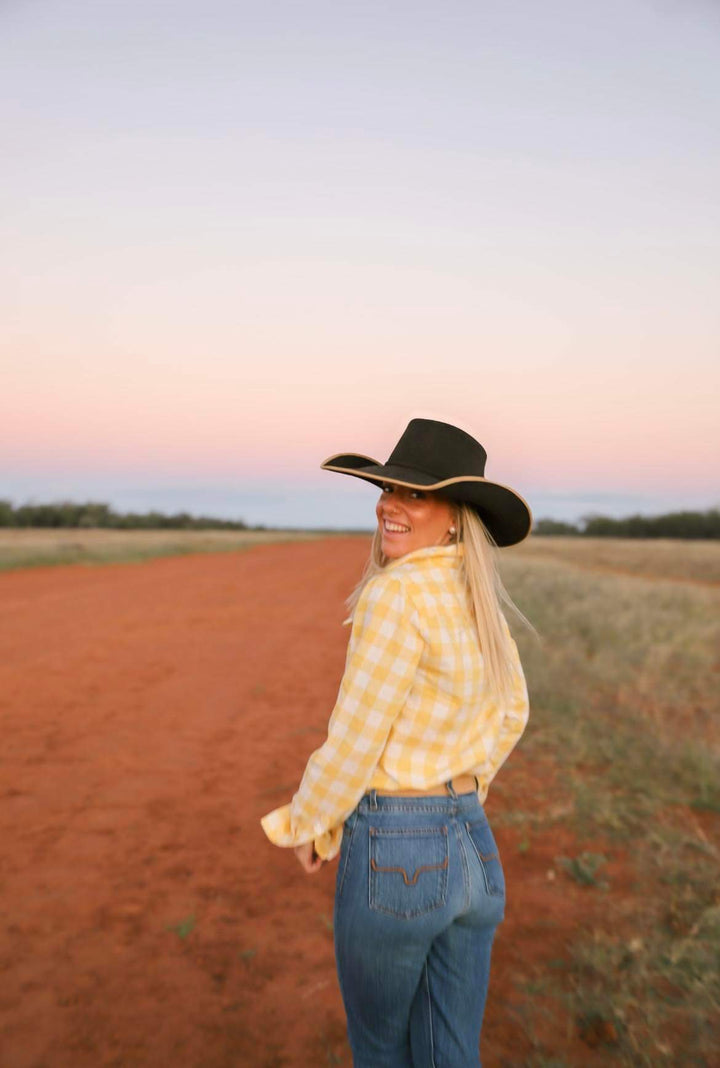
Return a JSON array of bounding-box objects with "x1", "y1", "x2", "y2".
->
[{"x1": 0, "y1": 539, "x2": 619, "y2": 1066}]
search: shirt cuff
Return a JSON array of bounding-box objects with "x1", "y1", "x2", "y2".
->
[{"x1": 260, "y1": 803, "x2": 343, "y2": 861}]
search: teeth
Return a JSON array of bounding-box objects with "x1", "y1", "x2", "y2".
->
[{"x1": 384, "y1": 520, "x2": 410, "y2": 533}]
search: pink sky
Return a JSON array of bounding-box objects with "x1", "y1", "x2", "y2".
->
[{"x1": 2, "y1": 1, "x2": 719, "y2": 526}]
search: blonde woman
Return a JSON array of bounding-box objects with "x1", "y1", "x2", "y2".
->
[{"x1": 261, "y1": 418, "x2": 532, "y2": 1067}]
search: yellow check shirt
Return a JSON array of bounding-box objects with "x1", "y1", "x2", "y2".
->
[{"x1": 260, "y1": 543, "x2": 529, "y2": 860}]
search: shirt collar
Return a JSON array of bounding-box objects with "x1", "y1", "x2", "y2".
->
[{"x1": 383, "y1": 543, "x2": 464, "y2": 572}]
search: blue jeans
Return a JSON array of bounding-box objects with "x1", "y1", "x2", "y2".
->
[{"x1": 333, "y1": 784, "x2": 505, "y2": 1067}]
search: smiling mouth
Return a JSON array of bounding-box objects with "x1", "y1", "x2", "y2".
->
[{"x1": 383, "y1": 519, "x2": 411, "y2": 534}]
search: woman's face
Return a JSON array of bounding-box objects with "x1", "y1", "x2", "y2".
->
[{"x1": 375, "y1": 482, "x2": 457, "y2": 560}]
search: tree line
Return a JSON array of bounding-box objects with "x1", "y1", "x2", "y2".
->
[
  {"x1": 0, "y1": 500, "x2": 253, "y2": 531},
  {"x1": 1, "y1": 499, "x2": 718, "y2": 538},
  {"x1": 532, "y1": 508, "x2": 719, "y2": 539}
]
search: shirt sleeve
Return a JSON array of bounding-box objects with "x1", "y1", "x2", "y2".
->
[
  {"x1": 477, "y1": 618, "x2": 529, "y2": 796},
  {"x1": 260, "y1": 572, "x2": 423, "y2": 860}
]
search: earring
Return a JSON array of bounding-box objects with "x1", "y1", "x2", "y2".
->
[{"x1": 449, "y1": 526, "x2": 457, "y2": 535}]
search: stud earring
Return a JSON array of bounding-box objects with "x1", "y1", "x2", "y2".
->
[{"x1": 449, "y1": 526, "x2": 457, "y2": 535}]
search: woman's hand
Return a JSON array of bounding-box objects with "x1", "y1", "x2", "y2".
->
[{"x1": 294, "y1": 841, "x2": 325, "y2": 874}]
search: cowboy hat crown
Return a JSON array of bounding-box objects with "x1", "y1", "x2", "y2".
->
[{"x1": 321, "y1": 418, "x2": 532, "y2": 547}]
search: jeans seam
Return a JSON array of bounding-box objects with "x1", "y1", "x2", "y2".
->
[
  {"x1": 465, "y1": 821, "x2": 504, "y2": 898},
  {"x1": 364, "y1": 803, "x2": 459, "y2": 812},
  {"x1": 424, "y1": 960, "x2": 437, "y2": 1068},
  {"x1": 456, "y1": 823, "x2": 471, "y2": 913},
  {"x1": 336, "y1": 811, "x2": 359, "y2": 900}
]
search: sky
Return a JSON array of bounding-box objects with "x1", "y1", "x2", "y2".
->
[{"x1": 2, "y1": 0, "x2": 719, "y2": 529}]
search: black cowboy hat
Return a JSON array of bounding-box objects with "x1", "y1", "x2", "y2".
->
[{"x1": 321, "y1": 418, "x2": 532, "y2": 547}]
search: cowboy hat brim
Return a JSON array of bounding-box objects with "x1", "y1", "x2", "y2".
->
[{"x1": 321, "y1": 453, "x2": 533, "y2": 547}]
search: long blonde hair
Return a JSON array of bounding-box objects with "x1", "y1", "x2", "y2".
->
[{"x1": 345, "y1": 501, "x2": 534, "y2": 705}]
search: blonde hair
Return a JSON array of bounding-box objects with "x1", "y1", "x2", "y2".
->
[{"x1": 345, "y1": 501, "x2": 534, "y2": 705}]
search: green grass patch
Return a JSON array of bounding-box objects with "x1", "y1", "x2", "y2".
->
[
  {"x1": 166, "y1": 913, "x2": 196, "y2": 940},
  {"x1": 556, "y1": 852, "x2": 608, "y2": 889}
]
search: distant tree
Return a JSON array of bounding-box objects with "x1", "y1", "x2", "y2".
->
[
  {"x1": 532, "y1": 518, "x2": 580, "y2": 536},
  {"x1": 0, "y1": 499, "x2": 250, "y2": 530},
  {"x1": 76, "y1": 502, "x2": 115, "y2": 528},
  {"x1": 579, "y1": 513, "x2": 619, "y2": 536},
  {"x1": 580, "y1": 508, "x2": 720, "y2": 539}
]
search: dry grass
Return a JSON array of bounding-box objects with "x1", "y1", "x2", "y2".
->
[
  {"x1": 0, "y1": 527, "x2": 329, "y2": 571},
  {"x1": 499, "y1": 542, "x2": 720, "y2": 1064},
  {"x1": 509, "y1": 535, "x2": 720, "y2": 585},
  {"x1": 503, "y1": 552, "x2": 719, "y2": 752}
]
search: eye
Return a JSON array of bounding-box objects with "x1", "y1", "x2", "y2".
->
[
  {"x1": 381, "y1": 484, "x2": 394, "y2": 494},
  {"x1": 410, "y1": 490, "x2": 425, "y2": 499}
]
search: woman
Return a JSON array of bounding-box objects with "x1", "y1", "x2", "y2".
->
[{"x1": 261, "y1": 418, "x2": 532, "y2": 1067}]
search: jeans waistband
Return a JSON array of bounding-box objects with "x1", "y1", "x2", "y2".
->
[{"x1": 358, "y1": 782, "x2": 483, "y2": 814}]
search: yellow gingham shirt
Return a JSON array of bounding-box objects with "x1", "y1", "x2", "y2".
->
[{"x1": 260, "y1": 543, "x2": 529, "y2": 860}]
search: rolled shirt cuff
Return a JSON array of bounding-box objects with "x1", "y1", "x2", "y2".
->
[{"x1": 260, "y1": 803, "x2": 343, "y2": 861}]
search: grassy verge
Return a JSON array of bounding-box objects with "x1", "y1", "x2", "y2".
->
[
  {"x1": 0, "y1": 528, "x2": 365, "y2": 572},
  {"x1": 501, "y1": 550, "x2": 720, "y2": 1065},
  {"x1": 508, "y1": 534, "x2": 720, "y2": 585}
]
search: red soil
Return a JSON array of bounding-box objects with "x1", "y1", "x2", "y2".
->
[{"x1": 0, "y1": 539, "x2": 626, "y2": 1066}]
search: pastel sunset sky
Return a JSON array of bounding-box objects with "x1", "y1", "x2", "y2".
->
[{"x1": 3, "y1": 0, "x2": 718, "y2": 528}]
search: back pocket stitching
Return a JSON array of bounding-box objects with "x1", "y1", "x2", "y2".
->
[{"x1": 370, "y1": 855, "x2": 448, "y2": 886}]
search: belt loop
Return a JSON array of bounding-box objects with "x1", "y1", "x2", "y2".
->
[
  {"x1": 369, "y1": 789, "x2": 378, "y2": 811},
  {"x1": 446, "y1": 778, "x2": 458, "y2": 800}
]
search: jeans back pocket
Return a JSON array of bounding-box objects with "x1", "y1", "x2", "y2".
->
[
  {"x1": 369, "y1": 826, "x2": 449, "y2": 919},
  {"x1": 465, "y1": 818, "x2": 505, "y2": 898}
]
